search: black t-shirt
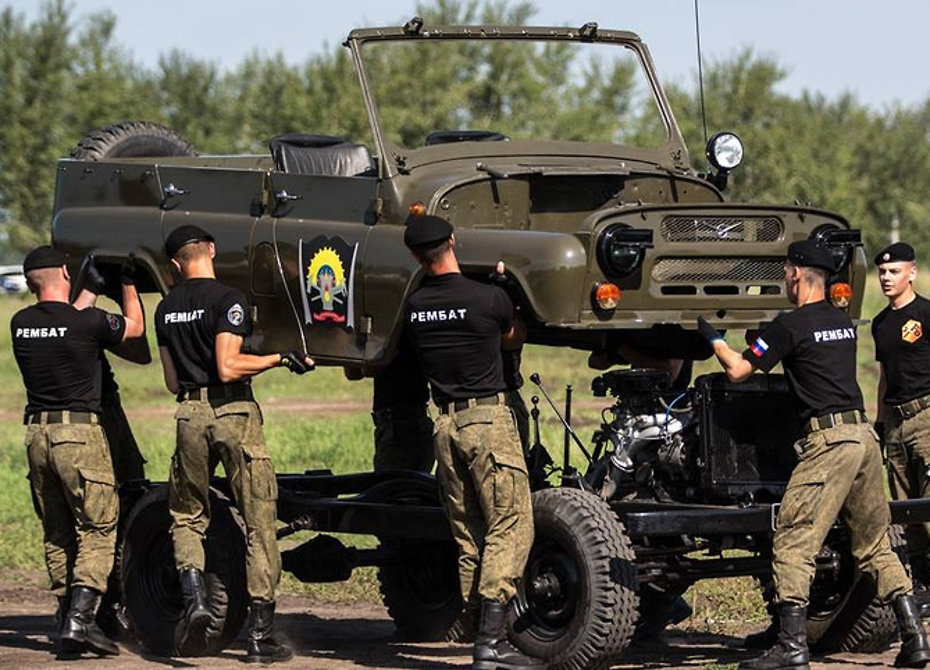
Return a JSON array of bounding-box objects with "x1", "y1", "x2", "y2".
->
[
  {"x1": 405, "y1": 273, "x2": 513, "y2": 405},
  {"x1": 372, "y1": 339, "x2": 430, "y2": 410},
  {"x1": 11, "y1": 301, "x2": 126, "y2": 414},
  {"x1": 155, "y1": 278, "x2": 251, "y2": 390},
  {"x1": 872, "y1": 294, "x2": 930, "y2": 406},
  {"x1": 742, "y1": 300, "x2": 864, "y2": 420}
]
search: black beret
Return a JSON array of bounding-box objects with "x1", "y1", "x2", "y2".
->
[
  {"x1": 786, "y1": 240, "x2": 836, "y2": 273},
  {"x1": 403, "y1": 215, "x2": 453, "y2": 250},
  {"x1": 874, "y1": 242, "x2": 916, "y2": 265},
  {"x1": 165, "y1": 225, "x2": 214, "y2": 258},
  {"x1": 22, "y1": 245, "x2": 67, "y2": 273}
]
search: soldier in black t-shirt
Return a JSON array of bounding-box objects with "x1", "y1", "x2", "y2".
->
[
  {"x1": 72, "y1": 259, "x2": 148, "y2": 638},
  {"x1": 155, "y1": 225, "x2": 312, "y2": 662},
  {"x1": 872, "y1": 242, "x2": 930, "y2": 605},
  {"x1": 698, "y1": 240, "x2": 929, "y2": 670},
  {"x1": 403, "y1": 215, "x2": 542, "y2": 670},
  {"x1": 12, "y1": 245, "x2": 144, "y2": 658}
]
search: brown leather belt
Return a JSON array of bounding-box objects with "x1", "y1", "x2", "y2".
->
[
  {"x1": 438, "y1": 393, "x2": 505, "y2": 415},
  {"x1": 25, "y1": 410, "x2": 98, "y2": 425},
  {"x1": 804, "y1": 409, "x2": 868, "y2": 435},
  {"x1": 177, "y1": 383, "x2": 253, "y2": 404},
  {"x1": 892, "y1": 394, "x2": 930, "y2": 420}
]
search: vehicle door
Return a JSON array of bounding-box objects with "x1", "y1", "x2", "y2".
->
[
  {"x1": 156, "y1": 165, "x2": 264, "y2": 299},
  {"x1": 251, "y1": 171, "x2": 378, "y2": 364}
]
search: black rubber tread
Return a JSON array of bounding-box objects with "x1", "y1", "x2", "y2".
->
[
  {"x1": 509, "y1": 487, "x2": 639, "y2": 670},
  {"x1": 753, "y1": 526, "x2": 902, "y2": 654},
  {"x1": 374, "y1": 478, "x2": 462, "y2": 641},
  {"x1": 70, "y1": 121, "x2": 196, "y2": 161},
  {"x1": 120, "y1": 485, "x2": 248, "y2": 656},
  {"x1": 819, "y1": 525, "x2": 905, "y2": 654},
  {"x1": 377, "y1": 537, "x2": 462, "y2": 640}
]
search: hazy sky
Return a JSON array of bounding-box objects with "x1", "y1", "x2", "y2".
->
[{"x1": 7, "y1": 0, "x2": 930, "y2": 110}]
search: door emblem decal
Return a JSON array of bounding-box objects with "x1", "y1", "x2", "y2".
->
[{"x1": 298, "y1": 236, "x2": 358, "y2": 331}]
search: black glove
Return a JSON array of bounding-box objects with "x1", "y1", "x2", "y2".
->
[
  {"x1": 279, "y1": 351, "x2": 313, "y2": 374},
  {"x1": 84, "y1": 259, "x2": 106, "y2": 295},
  {"x1": 697, "y1": 316, "x2": 724, "y2": 344},
  {"x1": 120, "y1": 257, "x2": 137, "y2": 286}
]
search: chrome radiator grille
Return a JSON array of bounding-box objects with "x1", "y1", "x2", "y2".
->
[
  {"x1": 651, "y1": 258, "x2": 785, "y2": 283},
  {"x1": 661, "y1": 216, "x2": 782, "y2": 243}
]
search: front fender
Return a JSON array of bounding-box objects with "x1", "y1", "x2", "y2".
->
[{"x1": 454, "y1": 229, "x2": 588, "y2": 324}]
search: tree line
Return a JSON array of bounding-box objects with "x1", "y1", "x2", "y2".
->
[{"x1": 1, "y1": 0, "x2": 928, "y2": 262}]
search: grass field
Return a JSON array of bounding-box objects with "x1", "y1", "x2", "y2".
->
[{"x1": 0, "y1": 277, "x2": 906, "y2": 621}]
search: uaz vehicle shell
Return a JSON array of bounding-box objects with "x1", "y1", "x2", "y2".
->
[{"x1": 51, "y1": 22, "x2": 865, "y2": 370}]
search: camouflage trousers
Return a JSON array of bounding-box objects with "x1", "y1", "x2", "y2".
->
[
  {"x1": 433, "y1": 399, "x2": 534, "y2": 605},
  {"x1": 168, "y1": 399, "x2": 280, "y2": 601},
  {"x1": 372, "y1": 403, "x2": 435, "y2": 473},
  {"x1": 885, "y1": 406, "x2": 930, "y2": 585},
  {"x1": 773, "y1": 422, "x2": 911, "y2": 606},
  {"x1": 25, "y1": 420, "x2": 118, "y2": 596}
]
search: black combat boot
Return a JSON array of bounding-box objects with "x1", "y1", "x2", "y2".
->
[
  {"x1": 743, "y1": 620, "x2": 778, "y2": 649},
  {"x1": 892, "y1": 594, "x2": 930, "y2": 668},
  {"x1": 738, "y1": 603, "x2": 808, "y2": 670},
  {"x1": 245, "y1": 599, "x2": 293, "y2": 664},
  {"x1": 58, "y1": 586, "x2": 120, "y2": 657},
  {"x1": 447, "y1": 602, "x2": 480, "y2": 643},
  {"x1": 178, "y1": 567, "x2": 211, "y2": 648},
  {"x1": 473, "y1": 600, "x2": 545, "y2": 670},
  {"x1": 95, "y1": 574, "x2": 131, "y2": 640}
]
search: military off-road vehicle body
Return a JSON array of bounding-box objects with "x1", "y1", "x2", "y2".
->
[
  {"x1": 50, "y1": 19, "x2": 914, "y2": 670},
  {"x1": 52, "y1": 22, "x2": 866, "y2": 367}
]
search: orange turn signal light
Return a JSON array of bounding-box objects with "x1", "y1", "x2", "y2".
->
[
  {"x1": 408, "y1": 201, "x2": 427, "y2": 217},
  {"x1": 594, "y1": 282, "x2": 622, "y2": 310},
  {"x1": 829, "y1": 282, "x2": 853, "y2": 309}
]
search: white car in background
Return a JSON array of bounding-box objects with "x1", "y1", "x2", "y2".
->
[{"x1": 0, "y1": 265, "x2": 27, "y2": 294}]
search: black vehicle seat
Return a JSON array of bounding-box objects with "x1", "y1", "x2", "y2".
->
[{"x1": 269, "y1": 133, "x2": 376, "y2": 177}]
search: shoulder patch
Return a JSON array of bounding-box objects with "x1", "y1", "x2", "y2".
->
[
  {"x1": 902, "y1": 319, "x2": 923, "y2": 344},
  {"x1": 106, "y1": 314, "x2": 121, "y2": 331},
  {"x1": 227, "y1": 303, "x2": 245, "y2": 327},
  {"x1": 749, "y1": 337, "x2": 769, "y2": 357}
]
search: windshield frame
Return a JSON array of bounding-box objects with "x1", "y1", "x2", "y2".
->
[{"x1": 345, "y1": 23, "x2": 689, "y2": 178}]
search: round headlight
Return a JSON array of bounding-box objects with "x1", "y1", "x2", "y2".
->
[
  {"x1": 597, "y1": 224, "x2": 647, "y2": 278},
  {"x1": 811, "y1": 224, "x2": 851, "y2": 271},
  {"x1": 706, "y1": 132, "x2": 744, "y2": 171}
]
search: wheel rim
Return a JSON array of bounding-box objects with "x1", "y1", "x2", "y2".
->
[
  {"x1": 809, "y1": 542, "x2": 854, "y2": 622},
  {"x1": 513, "y1": 537, "x2": 582, "y2": 642}
]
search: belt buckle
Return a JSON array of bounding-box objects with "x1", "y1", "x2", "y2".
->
[{"x1": 771, "y1": 503, "x2": 780, "y2": 532}]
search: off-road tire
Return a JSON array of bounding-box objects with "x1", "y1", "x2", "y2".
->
[
  {"x1": 508, "y1": 488, "x2": 639, "y2": 670},
  {"x1": 374, "y1": 478, "x2": 462, "y2": 641},
  {"x1": 754, "y1": 525, "x2": 904, "y2": 654},
  {"x1": 71, "y1": 121, "x2": 196, "y2": 161},
  {"x1": 120, "y1": 486, "x2": 248, "y2": 656},
  {"x1": 808, "y1": 524, "x2": 905, "y2": 653}
]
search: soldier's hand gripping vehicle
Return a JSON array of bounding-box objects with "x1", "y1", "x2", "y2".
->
[{"x1": 51, "y1": 17, "x2": 930, "y2": 670}]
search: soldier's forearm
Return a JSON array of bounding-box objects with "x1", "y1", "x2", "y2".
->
[{"x1": 217, "y1": 353, "x2": 282, "y2": 383}]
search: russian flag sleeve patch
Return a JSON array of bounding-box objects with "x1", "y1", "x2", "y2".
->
[{"x1": 750, "y1": 337, "x2": 769, "y2": 358}]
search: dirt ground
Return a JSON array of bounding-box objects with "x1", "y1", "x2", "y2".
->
[{"x1": 0, "y1": 574, "x2": 908, "y2": 670}]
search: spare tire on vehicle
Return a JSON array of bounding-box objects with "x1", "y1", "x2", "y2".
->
[
  {"x1": 120, "y1": 485, "x2": 247, "y2": 656},
  {"x1": 70, "y1": 121, "x2": 196, "y2": 161}
]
